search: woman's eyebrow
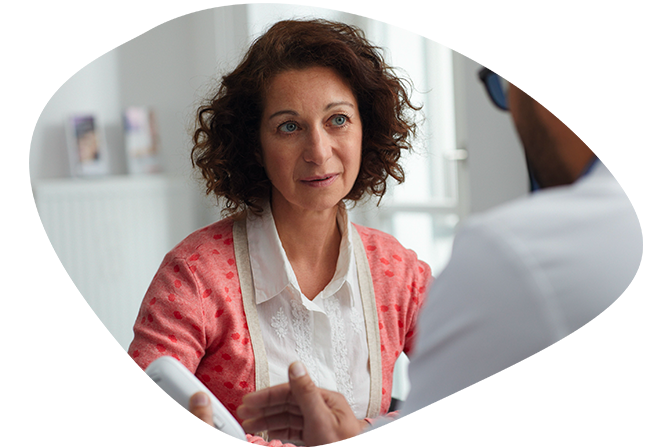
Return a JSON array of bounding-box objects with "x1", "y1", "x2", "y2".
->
[
  {"x1": 325, "y1": 101, "x2": 355, "y2": 111},
  {"x1": 267, "y1": 101, "x2": 355, "y2": 120},
  {"x1": 267, "y1": 109, "x2": 298, "y2": 120}
]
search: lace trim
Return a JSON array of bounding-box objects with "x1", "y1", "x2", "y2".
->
[
  {"x1": 271, "y1": 307, "x2": 289, "y2": 339},
  {"x1": 289, "y1": 300, "x2": 320, "y2": 386},
  {"x1": 324, "y1": 296, "x2": 356, "y2": 411},
  {"x1": 350, "y1": 307, "x2": 364, "y2": 336}
]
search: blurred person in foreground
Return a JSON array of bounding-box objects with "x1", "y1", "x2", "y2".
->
[
  {"x1": 211, "y1": 4, "x2": 643, "y2": 447},
  {"x1": 129, "y1": 19, "x2": 434, "y2": 445}
]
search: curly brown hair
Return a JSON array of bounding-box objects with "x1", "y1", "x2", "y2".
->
[{"x1": 192, "y1": 19, "x2": 420, "y2": 216}]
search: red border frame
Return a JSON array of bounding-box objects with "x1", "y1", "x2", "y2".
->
[{"x1": 74, "y1": 354, "x2": 144, "y2": 447}]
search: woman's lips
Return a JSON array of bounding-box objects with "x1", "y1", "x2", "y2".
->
[{"x1": 300, "y1": 173, "x2": 339, "y2": 187}]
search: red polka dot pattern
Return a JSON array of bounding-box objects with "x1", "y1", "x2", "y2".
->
[
  {"x1": 128, "y1": 218, "x2": 432, "y2": 424},
  {"x1": 354, "y1": 224, "x2": 433, "y2": 413}
]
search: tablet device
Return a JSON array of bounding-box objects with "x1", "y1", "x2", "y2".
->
[{"x1": 145, "y1": 357, "x2": 247, "y2": 447}]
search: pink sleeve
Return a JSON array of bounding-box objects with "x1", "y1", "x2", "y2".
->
[
  {"x1": 402, "y1": 259, "x2": 433, "y2": 357},
  {"x1": 128, "y1": 253, "x2": 207, "y2": 372}
]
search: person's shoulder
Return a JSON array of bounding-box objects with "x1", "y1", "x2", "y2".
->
[
  {"x1": 353, "y1": 223, "x2": 407, "y2": 254},
  {"x1": 352, "y1": 223, "x2": 430, "y2": 272},
  {"x1": 464, "y1": 162, "x2": 636, "y2": 238},
  {"x1": 166, "y1": 216, "x2": 236, "y2": 262}
]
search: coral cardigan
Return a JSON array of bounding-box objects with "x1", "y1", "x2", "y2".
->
[{"x1": 128, "y1": 216, "x2": 431, "y2": 428}]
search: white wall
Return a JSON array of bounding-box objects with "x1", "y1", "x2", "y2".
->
[
  {"x1": 29, "y1": 7, "x2": 252, "y2": 225},
  {"x1": 29, "y1": 4, "x2": 120, "y2": 180},
  {"x1": 30, "y1": 10, "x2": 217, "y2": 180}
]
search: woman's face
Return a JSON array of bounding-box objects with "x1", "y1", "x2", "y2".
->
[{"x1": 259, "y1": 66, "x2": 362, "y2": 215}]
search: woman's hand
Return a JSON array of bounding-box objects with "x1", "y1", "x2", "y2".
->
[
  {"x1": 189, "y1": 392, "x2": 214, "y2": 426},
  {"x1": 237, "y1": 362, "x2": 366, "y2": 446}
]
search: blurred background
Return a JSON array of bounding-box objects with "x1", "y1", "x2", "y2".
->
[{"x1": 30, "y1": 4, "x2": 527, "y2": 402}]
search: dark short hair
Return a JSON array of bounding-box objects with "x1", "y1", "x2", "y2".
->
[{"x1": 192, "y1": 19, "x2": 420, "y2": 216}]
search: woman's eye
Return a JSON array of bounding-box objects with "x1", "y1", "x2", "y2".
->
[
  {"x1": 279, "y1": 122, "x2": 298, "y2": 133},
  {"x1": 331, "y1": 115, "x2": 348, "y2": 126}
]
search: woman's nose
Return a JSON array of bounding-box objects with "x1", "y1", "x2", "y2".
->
[{"x1": 302, "y1": 127, "x2": 332, "y2": 165}]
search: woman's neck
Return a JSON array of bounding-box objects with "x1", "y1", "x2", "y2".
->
[{"x1": 270, "y1": 198, "x2": 342, "y2": 299}]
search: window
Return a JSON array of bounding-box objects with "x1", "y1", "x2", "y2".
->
[{"x1": 352, "y1": 18, "x2": 464, "y2": 277}]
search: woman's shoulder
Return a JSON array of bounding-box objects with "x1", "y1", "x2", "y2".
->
[
  {"x1": 353, "y1": 223, "x2": 417, "y2": 258},
  {"x1": 352, "y1": 223, "x2": 431, "y2": 276},
  {"x1": 353, "y1": 224, "x2": 431, "y2": 316},
  {"x1": 165, "y1": 216, "x2": 237, "y2": 262}
]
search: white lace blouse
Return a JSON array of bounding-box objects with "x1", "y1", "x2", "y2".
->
[{"x1": 246, "y1": 203, "x2": 370, "y2": 419}]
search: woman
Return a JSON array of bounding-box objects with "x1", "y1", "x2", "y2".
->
[{"x1": 128, "y1": 18, "x2": 432, "y2": 442}]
